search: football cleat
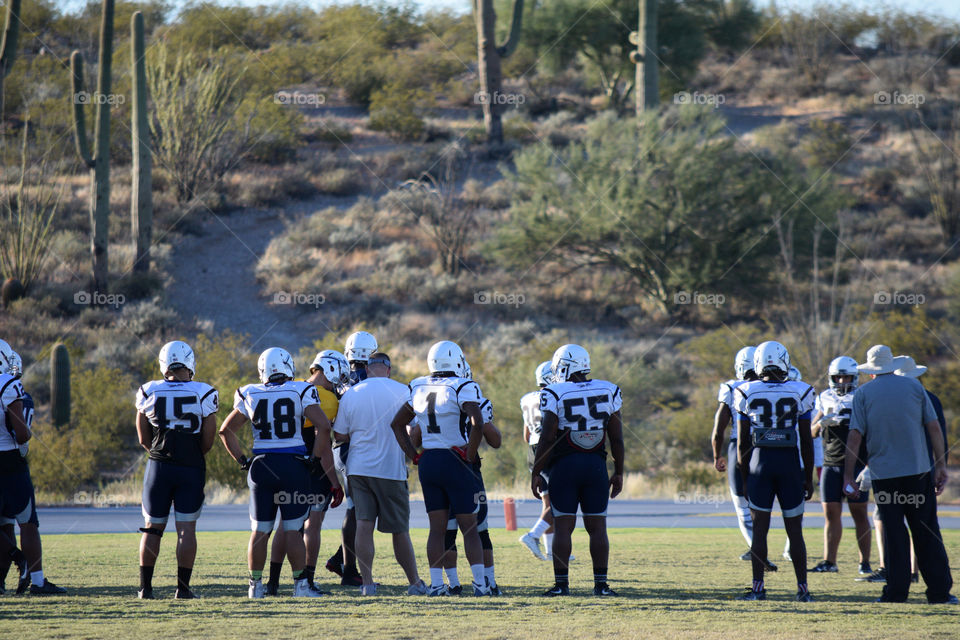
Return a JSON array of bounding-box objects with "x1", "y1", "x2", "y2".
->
[
  {"x1": 359, "y1": 584, "x2": 377, "y2": 596},
  {"x1": 489, "y1": 584, "x2": 503, "y2": 596},
  {"x1": 265, "y1": 583, "x2": 279, "y2": 596},
  {"x1": 858, "y1": 562, "x2": 872, "y2": 575},
  {"x1": 427, "y1": 584, "x2": 450, "y2": 597},
  {"x1": 406, "y1": 580, "x2": 427, "y2": 595},
  {"x1": 137, "y1": 588, "x2": 154, "y2": 600},
  {"x1": 293, "y1": 578, "x2": 323, "y2": 597},
  {"x1": 783, "y1": 549, "x2": 792, "y2": 562},
  {"x1": 174, "y1": 587, "x2": 198, "y2": 599},
  {"x1": 341, "y1": 571, "x2": 363, "y2": 586},
  {"x1": 30, "y1": 579, "x2": 66, "y2": 595},
  {"x1": 473, "y1": 581, "x2": 491, "y2": 596},
  {"x1": 796, "y1": 590, "x2": 814, "y2": 602},
  {"x1": 448, "y1": 584, "x2": 463, "y2": 595},
  {"x1": 309, "y1": 584, "x2": 331, "y2": 596},
  {"x1": 858, "y1": 568, "x2": 887, "y2": 583},
  {"x1": 593, "y1": 583, "x2": 617, "y2": 596},
  {"x1": 811, "y1": 560, "x2": 838, "y2": 573},
  {"x1": 740, "y1": 550, "x2": 752, "y2": 561},
  {"x1": 739, "y1": 589, "x2": 766, "y2": 601},
  {"x1": 325, "y1": 557, "x2": 344, "y2": 578},
  {"x1": 519, "y1": 533, "x2": 546, "y2": 560},
  {"x1": 248, "y1": 579, "x2": 265, "y2": 599},
  {"x1": 542, "y1": 583, "x2": 569, "y2": 597},
  {"x1": 763, "y1": 558, "x2": 778, "y2": 572}
]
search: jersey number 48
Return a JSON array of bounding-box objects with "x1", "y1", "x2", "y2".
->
[{"x1": 253, "y1": 398, "x2": 297, "y2": 440}]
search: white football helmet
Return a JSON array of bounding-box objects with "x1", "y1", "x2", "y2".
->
[
  {"x1": 7, "y1": 351, "x2": 22, "y2": 379},
  {"x1": 787, "y1": 366, "x2": 801, "y2": 381},
  {"x1": 0, "y1": 339, "x2": 15, "y2": 376},
  {"x1": 344, "y1": 331, "x2": 378, "y2": 364},
  {"x1": 535, "y1": 360, "x2": 553, "y2": 387},
  {"x1": 427, "y1": 340, "x2": 465, "y2": 376},
  {"x1": 828, "y1": 356, "x2": 859, "y2": 395},
  {"x1": 258, "y1": 347, "x2": 295, "y2": 383},
  {"x1": 158, "y1": 340, "x2": 196, "y2": 377},
  {"x1": 734, "y1": 346, "x2": 756, "y2": 380},
  {"x1": 310, "y1": 350, "x2": 350, "y2": 386},
  {"x1": 753, "y1": 340, "x2": 790, "y2": 378},
  {"x1": 552, "y1": 344, "x2": 590, "y2": 382}
]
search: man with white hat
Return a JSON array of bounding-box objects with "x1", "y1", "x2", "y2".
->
[{"x1": 842, "y1": 345, "x2": 956, "y2": 604}]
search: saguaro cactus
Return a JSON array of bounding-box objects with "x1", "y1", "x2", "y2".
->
[
  {"x1": 474, "y1": 0, "x2": 524, "y2": 145},
  {"x1": 70, "y1": 0, "x2": 114, "y2": 294},
  {"x1": 50, "y1": 343, "x2": 71, "y2": 428},
  {"x1": 630, "y1": 0, "x2": 659, "y2": 114},
  {"x1": 0, "y1": 0, "x2": 21, "y2": 117},
  {"x1": 130, "y1": 11, "x2": 152, "y2": 273}
]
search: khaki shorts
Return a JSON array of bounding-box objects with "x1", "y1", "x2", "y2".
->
[{"x1": 349, "y1": 475, "x2": 410, "y2": 534}]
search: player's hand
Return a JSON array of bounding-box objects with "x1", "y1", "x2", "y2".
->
[
  {"x1": 609, "y1": 473, "x2": 623, "y2": 499},
  {"x1": 307, "y1": 456, "x2": 324, "y2": 477},
  {"x1": 238, "y1": 454, "x2": 251, "y2": 471},
  {"x1": 804, "y1": 479, "x2": 814, "y2": 501},
  {"x1": 842, "y1": 478, "x2": 860, "y2": 499},
  {"x1": 411, "y1": 451, "x2": 422, "y2": 465},
  {"x1": 532, "y1": 473, "x2": 545, "y2": 500},
  {"x1": 935, "y1": 464, "x2": 949, "y2": 496},
  {"x1": 714, "y1": 457, "x2": 726, "y2": 473},
  {"x1": 819, "y1": 414, "x2": 839, "y2": 427},
  {"x1": 330, "y1": 485, "x2": 345, "y2": 509}
]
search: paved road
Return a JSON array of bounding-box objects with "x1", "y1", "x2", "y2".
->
[{"x1": 38, "y1": 499, "x2": 960, "y2": 534}]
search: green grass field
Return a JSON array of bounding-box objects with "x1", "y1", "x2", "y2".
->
[{"x1": 2, "y1": 528, "x2": 960, "y2": 639}]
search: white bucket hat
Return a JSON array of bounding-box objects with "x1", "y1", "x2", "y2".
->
[
  {"x1": 894, "y1": 355, "x2": 928, "y2": 378},
  {"x1": 858, "y1": 345, "x2": 907, "y2": 375}
]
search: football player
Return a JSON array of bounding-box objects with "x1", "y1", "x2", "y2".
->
[
  {"x1": 135, "y1": 341, "x2": 218, "y2": 599},
  {"x1": 267, "y1": 350, "x2": 349, "y2": 595},
  {"x1": 519, "y1": 361, "x2": 555, "y2": 561},
  {"x1": 532, "y1": 344, "x2": 624, "y2": 597},
  {"x1": 734, "y1": 341, "x2": 815, "y2": 602},
  {"x1": 390, "y1": 341, "x2": 489, "y2": 596},
  {"x1": 325, "y1": 331, "x2": 378, "y2": 586},
  {"x1": 0, "y1": 347, "x2": 60, "y2": 595},
  {"x1": 809, "y1": 356, "x2": 871, "y2": 574},
  {"x1": 712, "y1": 346, "x2": 777, "y2": 569},
  {"x1": 219, "y1": 348, "x2": 343, "y2": 598}
]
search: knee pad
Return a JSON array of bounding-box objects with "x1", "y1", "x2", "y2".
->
[
  {"x1": 139, "y1": 527, "x2": 164, "y2": 538},
  {"x1": 479, "y1": 530, "x2": 492, "y2": 551},
  {"x1": 444, "y1": 528, "x2": 458, "y2": 552}
]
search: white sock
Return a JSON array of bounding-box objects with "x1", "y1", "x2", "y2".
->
[
  {"x1": 429, "y1": 567, "x2": 444, "y2": 588},
  {"x1": 544, "y1": 533, "x2": 554, "y2": 552},
  {"x1": 31, "y1": 570, "x2": 44, "y2": 585},
  {"x1": 530, "y1": 518, "x2": 550, "y2": 538},
  {"x1": 445, "y1": 566, "x2": 459, "y2": 587},
  {"x1": 470, "y1": 563, "x2": 485, "y2": 586},
  {"x1": 734, "y1": 495, "x2": 753, "y2": 546},
  {"x1": 484, "y1": 565, "x2": 496, "y2": 587}
]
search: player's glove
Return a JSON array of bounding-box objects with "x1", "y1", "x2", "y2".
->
[
  {"x1": 238, "y1": 454, "x2": 251, "y2": 471},
  {"x1": 856, "y1": 467, "x2": 872, "y2": 492},
  {"x1": 819, "y1": 414, "x2": 839, "y2": 427},
  {"x1": 330, "y1": 486, "x2": 344, "y2": 509},
  {"x1": 411, "y1": 451, "x2": 422, "y2": 465}
]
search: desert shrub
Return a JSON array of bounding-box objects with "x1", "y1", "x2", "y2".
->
[
  {"x1": 119, "y1": 299, "x2": 179, "y2": 338},
  {"x1": 313, "y1": 167, "x2": 367, "y2": 196},
  {"x1": 368, "y1": 81, "x2": 432, "y2": 141}
]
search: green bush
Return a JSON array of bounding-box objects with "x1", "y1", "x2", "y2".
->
[{"x1": 368, "y1": 81, "x2": 432, "y2": 141}]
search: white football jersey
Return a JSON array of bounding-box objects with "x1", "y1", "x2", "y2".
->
[
  {"x1": 408, "y1": 375, "x2": 483, "y2": 450},
  {"x1": 234, "y1": 380, "x2": 320, "y2": 454},
  {"x1": 733, "y1": 379, "x2": 815, "y2": 464},
  {"x1": 0, "y1": 373, "x2": 26, "y2": 452},
  {"x1": 539, "y1": 379, "x2": 622, "y2": 454},
  {"x1": 520, "y1": 390, "x2": 543, "y2": 445},
  {"x1": 717, "y1": 379, "x2": 747, "y2": 440},
  {"x1": 815, "y1": 388, "x2": 855, "y2": 420},
  {"x1": 136, "y1": 379, "x2": 219, "y2": 434}
]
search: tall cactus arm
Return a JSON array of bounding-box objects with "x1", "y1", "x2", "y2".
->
[
  {"x1": 0, "y1": 0, "x2": 21, "y2": 77},
  {"x1": 92, "y1": 0, "x2": 115, "y2": 162},
  {"x1": 496, "y1": 0, "x2": 524, "y2": 58},
  {"x1": 70, "y1": 51, "x2": 95, "y2": 168}
]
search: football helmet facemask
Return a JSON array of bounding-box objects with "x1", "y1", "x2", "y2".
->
[
  {"x1": 551, "y1": 344, "x2": 590, "y2": 383},
  {"x1": 828, "y1": 356, "x2": 859, "y2": 395}
]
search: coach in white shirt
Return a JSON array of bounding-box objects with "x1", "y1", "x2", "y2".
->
[{"x1": 334, "y1": 352, "x2": 425, "y2": 595}]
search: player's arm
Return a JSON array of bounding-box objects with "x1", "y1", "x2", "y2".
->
[
  {"x1": 136, "y1": 411, "x2": 152, "y2": 452},
  {"x1": 304, "y1": 404, "x2": 341, "y2": 491},
  {"x1": 199, "y1": 414, "x2": 218, "y2": 455},
  {"x1": 6, "y1": 400, "x2": 29, "y2": 444},
  {"x1": 798, "y1": 416, "x2": 814, "y2": 500},
  {"x1": 482, "y1": 421, "x2": 501, "y2": 449},
  {"x1": 925, "y1": 418, "x2": 949, "y2": 495},
  {"x1": 218, "y1": 409, "x2": 249, "y2": 464},
  {"x1": 461, "y1": 401, "x2": 484, "y2": 462},
  {"x1": 810, "y1": 410, "x2": 826, "y2": 438},
  {"x1": 523, "y1": 421, "x2": 531, "y2": 444},
  {"x1": 407, "y1": 423, "x2": 422, "y2": 449},
  {"x1": 532, "y1": 411, "x2": 558, "y2": 498},
  {"x1": 736, "y1": 414, "x2": 750, "y2": 486},
  {"x1": 333, "y1": 429, "x2": 349, "y2": 443},
  {"x1": 607, "y1": 410, "x2": 625, "y2": 499},
  {"x1": 711, "y1": 403, "x2": 731, "y2": 471},
  {"x1": 842, "y1": 428, "x2": 863, "y2": 497},
  {"x1": 391, "y1": 403, "x2": 420, "y2": 462}
]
